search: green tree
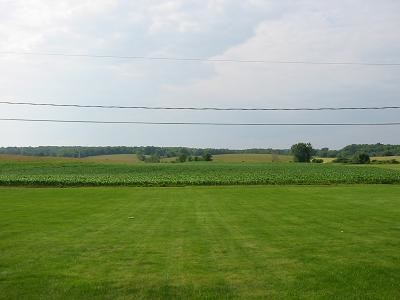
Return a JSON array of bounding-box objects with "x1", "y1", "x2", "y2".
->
[
  {"x1": 136, "y1": 149, "x2": 145, "y2": 161},
  {"x1": 291, "y1": 143, "x2": 314, "y2": 163},
  {"x1": 352, "y1": 153, "x2": 370, "y2": 164},
  {"x1": 177, "y1": 148, "x2": 191, "y2": 163},
  {"x1": 202, "y1": 152, "x2": 213, "y2": 161}
]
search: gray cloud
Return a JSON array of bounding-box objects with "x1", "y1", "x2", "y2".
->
[{"x1": 0, "y1": 0, "x2": 399, "y2": 148}]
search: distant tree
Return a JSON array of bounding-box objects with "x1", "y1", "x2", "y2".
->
[
  {"x1": 311, "y1": 158, "x2": 324, "y2": 163},
  {"x1": 144, "y1": 154, "x2": 160, "y2": 163},
  {"x1": 332, "y1": 157, "x2": 350, "y2": 163},
  {"x1": 291, "y1": 143, "x2": 314, "y2": 163},
  {"x1": 176, "y1": 148, "x2": 191, "y2": 163},
  {"x1": 318, "y1": 147, "x2": 330, "y2": 158},
  {"x1": 177, "y1": 154, "x2": 187, "y2": 163},
  {"x1": 352, "y1": 153, "x2": 370, "y2": 164},
  {"x1": 202, "y1": 152, "x2": 213, "y2": 161},
  {"x1": 136, "y1": 149, "x2": 145, "y2": 161}
]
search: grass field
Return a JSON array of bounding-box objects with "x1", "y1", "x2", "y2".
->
[
  {"x1": 1, "y1": 161, "x2": 400, "y2": 186},
  {"x1": 0, "y1": 185, "x2": 399, "y2": 299}
]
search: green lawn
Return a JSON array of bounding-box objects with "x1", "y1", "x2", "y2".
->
[{"x1": 1, "y1": 186, "x2": 399, "y2": 299}]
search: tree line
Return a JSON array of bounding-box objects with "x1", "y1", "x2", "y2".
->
[
  {"x1": 0, "y1": 146, "x2": 289, "y2": 158},
  {"x1": 291, "y1": 143, "x2": 379, "y2": 164},
  {"x1": 0, "y1": 143, "x2": 399, "y2": 159}
]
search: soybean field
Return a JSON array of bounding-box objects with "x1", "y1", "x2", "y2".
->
[{"x1": 0, "y1": 161, "x2": 400, "y2": 186}]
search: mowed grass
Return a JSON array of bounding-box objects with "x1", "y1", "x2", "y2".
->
[{"x1": 0, "y1": 185, "x2": 399, "y2": 299}]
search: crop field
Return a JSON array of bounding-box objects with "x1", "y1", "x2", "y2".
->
[
  {"x1": 1, "y1": 185, "x2": 399, "y2": 299},
  {"x1": 376, "y1": 164, "x2": 400, "y2": 171},
  {"x1": 372, "y1": 156, "x2": 400, "y2": 161},
  {"x1": 212, "y1": 153, "x2": 292, "y2": 163},
  {"x1": 83, "y1": 154, "x2": 142, "y2": 164},
  {"x1": 0, "y1": 161, "x2": 400, "y2": 186},
  {"x1": 0, "y1": 154, "x2": 78, "y2": 163}
]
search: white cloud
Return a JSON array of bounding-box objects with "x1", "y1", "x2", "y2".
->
[
  {"x1": 0, "y1": 0, "x2": 116, "y2": 51},
  {"x1": 162, "y1": 1, "x2": 400, "y2": 110}
]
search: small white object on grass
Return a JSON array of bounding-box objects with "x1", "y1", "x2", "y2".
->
[{"x1": 128, "y1": 216, "x2": 135, "y2": 219}]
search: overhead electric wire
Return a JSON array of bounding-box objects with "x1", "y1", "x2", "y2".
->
[
  {"x1": 1, "y1": 51, "x2": 399, "y2": 66},
  {"x1": 0, "y1": 118, "x2": 399, "y2": 126},
  {"x1": 1, "y1": 101, "x2": 400, "y2": 111}
]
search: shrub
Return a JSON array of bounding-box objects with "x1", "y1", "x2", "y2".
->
[
  {"x1": 332, "y1": 157, "x2": 350, "y2": 163},
  {"x1": 311, "y1": 158, "x2": 324, "y2": 163},
  {"x1": 203, "y1": 153, "x2": 213, "y2": 161},
  {"x1": 352, "y1": 153, "x2": 370, "y2": 164},
  {"x1": 371, "y1": 159, "x2": 399, "y2": 164}
]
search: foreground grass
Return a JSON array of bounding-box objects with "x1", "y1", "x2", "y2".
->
[{"x1": 0, "y1": 186, "x2": 399, "y2": 299}]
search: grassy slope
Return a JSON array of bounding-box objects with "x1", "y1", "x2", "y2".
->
[{"x1": 0, "y1": 186, "x2": 399, "y2": 299}]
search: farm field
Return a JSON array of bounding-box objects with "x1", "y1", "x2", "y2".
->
[
  {"x1": 83, "y1": 154, "x2": 142, "y2": 164},
  {"x1": 1, "y1": 161, "x2": 400, "y2": 186},
  {"x1": 212, "y1": 153, "x2": 292, "y2": 163},
  {"x1": 0, "y1": 154, "x2": 78, "y2": 163},
  {"x1": 1, "y1": 153, "x2": 294, "y2": 165},
  {"x1": 372, "y1": 156, "x2": 400, "y2": 161},
  {"x1": 0, "y1": 185, "x2": 399, "y2": 299},
  {"x1": 372, "y1": 164, "x2": 400, "y2": 171}
]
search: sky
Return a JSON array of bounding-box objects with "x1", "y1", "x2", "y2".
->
[{"x1": 0, "y1": 0, "x2": 399, "y2": 149}]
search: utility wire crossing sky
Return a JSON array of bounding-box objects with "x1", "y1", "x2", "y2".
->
[
  {"x1": 1, "y1": 118, "x2": 400, "y2": 127},
  {"x1": 1, "y1": 0, "x2": 399, "y2": 148},
  {"x1": 1, "y1": 51, "x2": 400, "y2": 66},
  {"x1": 1, "y1": 101, "x2": 400, "y2": 111}
]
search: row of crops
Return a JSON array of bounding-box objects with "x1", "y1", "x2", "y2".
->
[{"x1": 0, "y1": 161, "x2": 399, "y2": 186}]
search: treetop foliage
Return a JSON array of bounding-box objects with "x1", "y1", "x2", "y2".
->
[{"x1": 291, "y1": 143, "x2": 315, "y2": 163}]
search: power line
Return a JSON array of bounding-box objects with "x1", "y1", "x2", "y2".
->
[
  {"x1": 1, "y1": 118, "x2": 399, "y2": 126},
  {"x1": 1, "y1": 51, "x2": 399, "y2": 66},
  {"x1": 1, "y1": 101, "x2": 400, "y2": 111}
]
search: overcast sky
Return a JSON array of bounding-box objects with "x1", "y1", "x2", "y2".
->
[{"x1": 0, "y1": 0, "x2": 399, "y2": 149}]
